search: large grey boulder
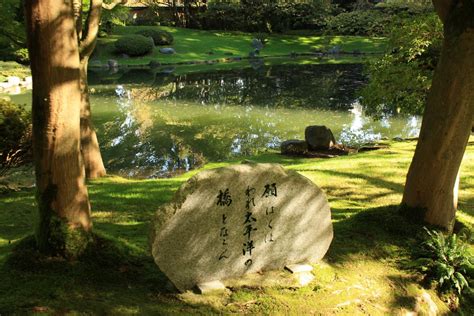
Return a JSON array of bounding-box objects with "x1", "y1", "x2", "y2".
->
[
  {"x1": 305, "y1": 125, "x2": 336, "y2": 150},
  {"x1": 150, "y1": 163, "x2": 333, "y2": 292}
]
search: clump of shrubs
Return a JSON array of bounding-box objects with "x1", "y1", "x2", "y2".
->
[
  {"x1": 325, "y1": 10, "x2": 390, "y2": 36},
  {"x1": 136, "y1": 29, "x2": 174, "y2": 45},
  {"x1": 0, "y1": 99, "x2": 32, "y2": 174},
  {"x1": 115, "y1": 35, "x2": 154, "y2": 57}
]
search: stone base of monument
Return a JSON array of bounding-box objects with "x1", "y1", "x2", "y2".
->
[
  {"x1": 285, "y1": 264, "x2": 315, "y2": 286},
  {"x1": 196, "y1": 280, "x2": 227, "y2": 294}
]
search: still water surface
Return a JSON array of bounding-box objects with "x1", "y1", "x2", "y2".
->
[{"x1": 9, "y1": 62, "x2": 420, "y2": 178}]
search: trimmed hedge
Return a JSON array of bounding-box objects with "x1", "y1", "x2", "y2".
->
[
  {"x1": 115, "y1": 35, "x2": 154, "y2": 57},
  {"x1": 136, "y1": 29, "x2": 174, "y2": 46}
]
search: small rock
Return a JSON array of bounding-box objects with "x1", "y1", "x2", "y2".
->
[
  {"x1": 159, "y1": 47, "x2": 176, "y2": 55},
  {"x1": 149, "y1": 60, "x2": 161, "y2": 68},
  {"x1": 281, "y1": 140, "x2": 308, "y2": 155},
  {"x1": 196, "y1": 280, "x2": 226, "y2": 294},
  {"x1": 251, "y1": 38, "x2": 264, "y2": 50},
  {"x1": 108, "y1": 59, "x2": 119, "y2": 69},
  {"x1": 285, "y1": 264, "x2": 313, "y2": 274},
  {"x1": 328, "y1": 46, "x2": 341, "y2": 54},
  {"x1": 7, "y1": 76, "x2": 21, "y2": 86}
]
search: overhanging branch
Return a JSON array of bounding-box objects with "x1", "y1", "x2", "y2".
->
[{"x1": 102, "y1": 0, "x2": 128, "y2": 10}]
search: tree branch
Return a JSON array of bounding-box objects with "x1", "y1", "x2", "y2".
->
[
  {"x1": 432, "y1": 0, "x2": 456, "y2": 23},
  {"x1": 80, "y1": 0, "x2": 103, "y2": 60},
  {"x1": 72, "y1": 0, "x2": 83, "y2": 39},
  {"x1": 102, "y1": 0, "x2": 128, "y2": 10},
  {"x1": 0, "y1": 30, "x2": 25, "y2": 47}
]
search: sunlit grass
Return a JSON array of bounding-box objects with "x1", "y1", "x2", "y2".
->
[
  {"x1": 0, "y1": 138, "x2": 472, "y2": 314},
  {"x1": 92, "y1": 26, "x2": 388, "y2": 66}
]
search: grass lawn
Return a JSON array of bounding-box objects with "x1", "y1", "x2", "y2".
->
[
  {"x1": 92, "y1": 26, "x2": 388, "y2": 66},
  {"x1": 0, "y1": 139, "x2": 473, "y2": 314}
]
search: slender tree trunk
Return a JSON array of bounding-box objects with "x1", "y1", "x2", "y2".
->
[
  {"x1": 80, "y1": 57, "x2": 106, "y2": 178},
  {"x1": 25, "y1": 0, "x2": 92, "y2": 256},
  {"x1": 402, "y1": 1, "x2": 474, "y2": 231},
  {"x1": 77, "y1": 0, "x2": 109, "y2": 179}
]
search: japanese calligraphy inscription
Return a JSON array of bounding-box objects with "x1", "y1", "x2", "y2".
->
[{"x1": 150, "y1": 163, "x2": 333, "y2": 292}]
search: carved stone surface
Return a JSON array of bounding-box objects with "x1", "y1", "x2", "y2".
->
[{"x1": 150, "y1": 163, "x2": 333, "y2": 292}]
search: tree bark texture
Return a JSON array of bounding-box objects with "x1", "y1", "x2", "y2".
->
[
  {"x1": 25, "y1": 0, "x2": 92, "y2": 256},
  {"x1": 402, "y1": 0, "x2": 474, "y2": 231}
]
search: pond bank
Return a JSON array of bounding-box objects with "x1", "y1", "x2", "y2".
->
[{"x1": 92, "y1": 26, "x2": 388, "y2": 67}]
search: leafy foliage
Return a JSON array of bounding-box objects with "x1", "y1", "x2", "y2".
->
[
  {"x1": 411, "y1": 228, "x2": 473, "y2": 297},
  {"x1": 359, "y1": 12, "x2": 443, "y2": 117},
  {"x1": 136, "y1": 29, "x2": 174, "y2": 46},
  {"x1": 196, "y1": 1, "x2": 333, "y2": 33},
  {"x1": 325, "y1": 10, "x2": 390, "y2": 36},
  {"x1": 12, "y1": 48, "x2": 29, "y2": 65},
  {"x1": 0, "y1": 99, "x2": 31, "y2": 174},
  {"x1": 115, "y1": 35, "x2": 154, "y2": 57}
]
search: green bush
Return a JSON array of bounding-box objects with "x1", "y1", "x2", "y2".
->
[
  {"x1": 13, "y1": 48, "x2": 29, "y2": 65},
  {"x1": 0, "y1": 99, "x2": 31, "y2": 173},
  {"x1": 114, "y1": 35, "x2": 154, "y2": 57},
  {"x1": 196, "y1": 2, "x2": 333, "y2": 33},
  {"x1": 325, "y1": 10, "x2": 391, "y2": 36},
  {"x1": 360, "y1": 13, "x2": 442, "y2": 117},
  {"x1": 410, "y1": 228, "x2": 473, "y2": 299},
  {"x1": 136, "y1": 29, "x2": 174, "y2": 46}
]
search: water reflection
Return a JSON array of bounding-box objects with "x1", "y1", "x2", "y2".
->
[{"x1": 87, "y1": 63, "x2": 420, "y2": 178}]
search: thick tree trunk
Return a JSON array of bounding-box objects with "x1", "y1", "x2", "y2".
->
[
  {"x1": 25, "y1": 0, "x2": 92, "y2": 256},
  {"x1": 402, "y1": 2, "x2": 474, "y2": 231},
  {"x1": 80, "y1": 58, "x2": 106, "y2": 179}
]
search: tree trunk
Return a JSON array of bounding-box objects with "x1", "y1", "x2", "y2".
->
[
  {"x1": 80, "y1": 57, "x2": 106, "y2": 179},
  {"x1": 78, "y1": 0, "x2": 108, "y2": 179},
  {"x1": 25, "y1": 0, "x2": 92, "y2": 256},
  {"x1": 402, "y1": 2, "x2": 474, "y2": 231}
]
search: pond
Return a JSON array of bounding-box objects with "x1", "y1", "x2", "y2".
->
[{"x1": 7, "y1": 60, "x2": 420, "y2": 178}]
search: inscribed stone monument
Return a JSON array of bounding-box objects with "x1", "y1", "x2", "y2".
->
[{"x1": 150, "y1": 163, "x2": 333, "y2": 292}]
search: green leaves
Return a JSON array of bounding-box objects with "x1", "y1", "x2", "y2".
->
[
  {"x1": 360, "y1": 12, "x2": 443, "y2": 117},
  {"x1": 410, "y1": 227, "x2": 473, "y2": 297}
]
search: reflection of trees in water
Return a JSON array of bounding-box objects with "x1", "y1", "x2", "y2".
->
[
  {"x1": 91, "y1": 64, "x2": 368, "y2": 178},
  {"x1": 152, "y1": 64, "x2": 366, "y2": 110},
  {"x1": 101, "y1": 85, "x2": 206, "y2": 178}
]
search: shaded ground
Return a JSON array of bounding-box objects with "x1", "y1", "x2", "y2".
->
[{"x1": 0, "y1": 140, "x2": 472, "y2": 314}]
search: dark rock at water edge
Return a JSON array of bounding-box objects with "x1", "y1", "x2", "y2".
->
[
  {"x1": 305, "y1": 125, "x2": 336, "y2": 150},
  {"x1": 149, "y1": 60, "x2": 161, "y2": 68},
  {"x1": 281, "y1": 140, "x2": 308, "y2": 155}
]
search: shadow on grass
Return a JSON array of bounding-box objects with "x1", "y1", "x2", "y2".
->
[{"x1": 0, "y1": 233, "x2": 220, "y2": 314}]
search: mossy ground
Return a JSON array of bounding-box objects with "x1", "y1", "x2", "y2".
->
[{"x1": 0, "y1": 139, "x2": 473, "y2": 314}]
